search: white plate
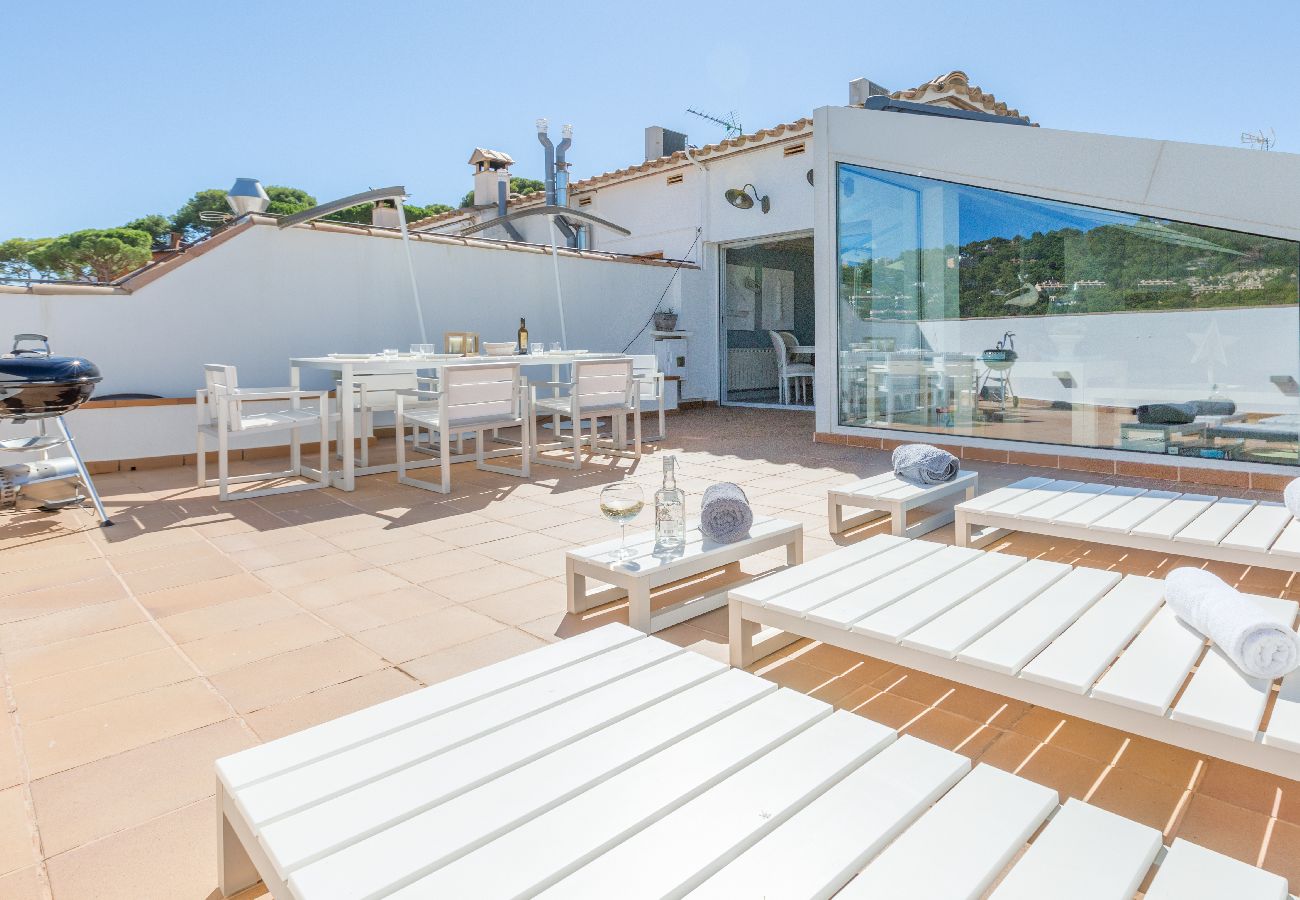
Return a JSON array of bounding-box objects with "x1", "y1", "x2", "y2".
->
[{"x1": 328, "y1": 353, "x2": 374, "y2": 360}]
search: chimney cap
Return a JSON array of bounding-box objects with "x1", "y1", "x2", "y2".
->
[{"x1": 468, "y1": 148, "x2": 514, "y2": 170}]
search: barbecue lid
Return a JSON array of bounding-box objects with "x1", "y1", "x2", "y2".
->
[{"x1": 0, "y1": 353, "x2": 102, "y2": 386}]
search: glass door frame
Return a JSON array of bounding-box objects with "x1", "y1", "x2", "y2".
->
[{"x1": 717, "y1": 229, "x2": 816, "y2": 409}]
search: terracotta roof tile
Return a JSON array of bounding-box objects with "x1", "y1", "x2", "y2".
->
[{"x1": 890, "y1": 70, "x2": 1032, "y2": 123}]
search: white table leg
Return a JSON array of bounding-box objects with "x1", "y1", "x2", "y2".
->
[
  {"x1": 217, "y1": 783, "x2": 259, "y2": 897},
  {"x1": 340, "y1": 362, "x2": 356, "y2": 491},
  {"x1": 787, "y1": 534, "x2": 804, "y2": 566},
  {"x1": 627, "y1": 580, "x2": 652, "y2": 633}
]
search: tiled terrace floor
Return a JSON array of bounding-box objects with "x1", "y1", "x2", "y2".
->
[{"x1": 1, "y1": 406, "x2": 1298, "y2": 897}]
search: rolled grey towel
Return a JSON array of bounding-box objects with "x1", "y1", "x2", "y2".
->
[
  {"x1": 1285, "y1": 478, "x2": 1300, "y2": 520},
  {"x1": 1136, "y1": 402, "x2": 1196, "y2": 425},
  {"x1": 891, "y1": 443, "x2": 959, "y2": 485},
  {"x1": 700, "y1": 482, "x2": 753, "y2": 544}
]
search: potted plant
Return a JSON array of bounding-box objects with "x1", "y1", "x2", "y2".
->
[{"x1": 653, "y1": 308, "x2": 678, "y2": 332}]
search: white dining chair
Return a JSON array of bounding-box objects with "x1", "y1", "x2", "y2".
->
[
  {"x1": 394, "y1": 362, "x2": 531, "y2": 494},
  {"x1": 630, "y1": 354, "x2": 666, "y2": 444},
  {"x1": 533, "y1": 358, "x2": 640, "y2": 470},
  {"x1": 335, "y1": 371, "x2": 441, "y2": 466},
  {"x1": 769, "y1": 330, "x2": 813, "y2": 404},
  {"x1": 196, "y1": 364, "x2": 334, "y2": 501}
]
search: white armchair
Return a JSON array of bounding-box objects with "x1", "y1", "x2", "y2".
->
[
  {"x1": 769, "y1": 330, "x2": 813, "y2": 404},
  {"x1": 394, "y1": 362, "x2": 531, "y2": 494},
  {"x1": 533, "y1": 358, "x2": 641, "y2": 470},
  {"x1": 196, "y1": 364, "x2": 334, "y2": 501}
]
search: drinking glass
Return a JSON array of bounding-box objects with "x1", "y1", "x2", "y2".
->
[
  {"x1": 382, "y1": 348, "x2": 398, "y2": 359},
  {"x1": 530, "y1": 342, "x2": 545, "y2": 355},
  {"x1": 599, "y1": 483, "x2": 645, "y2": 563},
  {"x1": 549, "y1": 342, "x2": 562, "y2": 353}
]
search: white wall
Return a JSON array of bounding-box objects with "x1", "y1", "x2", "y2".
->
[
  {"x1": 3, "y1": 224, "x2": 708, "y2": 399},
  {"x1": 813, "y1": 105, "x2": 1300, "y2": 438}
]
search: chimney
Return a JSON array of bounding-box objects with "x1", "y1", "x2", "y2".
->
[
  {"x1": 469, "y1": 148, "x2": 514, "y2": 215},
  {"x1": 371, "y1": 199, "x2": 400, "y2": 228},
  {"x1": 645, "y1": 125, "x2": 687, "y2": 161},
  {"x1": 848, "y1": 77, "x2": 890, "y2": 107}
]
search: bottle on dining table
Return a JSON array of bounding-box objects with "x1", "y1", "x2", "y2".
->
[{"x1": 517, "y1": 318, "x2": 529, "y2": 354}]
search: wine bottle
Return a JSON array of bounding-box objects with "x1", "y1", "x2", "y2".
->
[
  {"x1": 517, "y1": 318, "x2": 528, "y2": 354},
  {"x1": 654, "y1": 455, "x2": 686, "y2": 552}
]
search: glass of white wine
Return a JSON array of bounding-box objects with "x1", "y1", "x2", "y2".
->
[{"x1": 600, "y1": 483, "x2": 645, "y2": 563}]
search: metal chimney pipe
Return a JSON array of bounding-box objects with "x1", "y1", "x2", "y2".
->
[
  {"x1": 536, "y1": 118, "x2": 556, "y2": 206},
  {"x1": 496, "y1": 178, "x2": 508, "y2": 217},
  {"x1": 555, "y1": 124, "x2": 573, "y2": 207}
]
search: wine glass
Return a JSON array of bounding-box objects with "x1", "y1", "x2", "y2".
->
[{"x1": 600, "y1": 483, "x2": 645, "y2": 563}]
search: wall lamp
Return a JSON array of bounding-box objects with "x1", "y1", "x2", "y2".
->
[{"x1": 724, "y1": 184, "x2": 770, "y2": 213}]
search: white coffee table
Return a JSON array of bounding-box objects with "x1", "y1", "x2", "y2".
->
[
  {"x1": 566, "y1": 517, "x2": 803, "y2": 633},
  {"x1": 828, "y1": 470, "x2": 978, "y2": 538}
]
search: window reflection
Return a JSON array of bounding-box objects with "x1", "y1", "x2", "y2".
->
[{"x1": 835, "y1": 163, "x2": 1300, "y2": 465}]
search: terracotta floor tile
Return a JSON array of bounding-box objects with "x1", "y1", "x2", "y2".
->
[
  {"x1": 0, "y1": 540, "x2": 98, "y2": 576},
  {"x1": 44, "y1": 798, "x2": 215, "y2": 900},
  {"x1": 278, "y1": 568, "x2": 409, "y2": 610},
  {"x1": 0, "y1": 786, "x2": 32, "y2": 876},
  {"x1": 838, "y1": 685, "x2": 930, "y2": 730},
  {"x1": 252, "y1": 552, "x2": 374, "y2": 590},
  {"x1": 245, "y1": 668, "x2": 422, "y2": 742},
  {"x1": 0, "y1": 557, "x2": 113, "y2": 598},
  {"x1": 181, "y1": 613, "x2": 338, "y2": 674},
  {"x1": 4, "y1": 622, "x2": 167, "y2": 685},
  {"x1": 435, "y1": 520, "x2": 529, "y2": 548},
  {"x1": 442, "y1": 565, "x2": 547, "y2": 605},
  {"x1": 1261, "y1": 817, "x2": 1300, "y2": 885},
  {"x1": 350, "y1": 534, "x2": 452, "y2": 567},
  {"x1": 119, "y1": 555, "x2": 241, "y2": 595},
  {"x1": 1011, "y1": 707, "x2": 1129, "y2": 764},
  {"x1": 383, "y1": 547, "x2": 497, "y2": 584},
  {"x1": 137, "y1": 571, "x2": 274, "y2": 618},
  {"x1": 30, "y1": 718, "x2": 253, "y2": 856},
  {"x1": 208, "y1": 637, "x2": 388, "y2": 714},
  {"x1": 1112, "y1": 735, "x2": 1208, "y2": 791},
  {"x1": 12, "y1": 647, "x2": 194, "y2": 722},
  {"x1": 1013, "y1": 743, "x2": 1106, "y2": 803},
  {"x1": 976, "y1": 729, "x2": 1043, "y2": 773},
  {"x1": 463, "y1": 580, "x2": 566, "y2": 627},
  {"x1": 904, "y1": 709, "x2": 1003, "y2": 760},
  {"x1": 158, "y1": 593, "x2": 300, "y2": 644},
  {"x1": 316, "y1": 585, "x2": 454, "y2": 632},
  {"x1": 475, "y1": 532, "x2": 572, "y2": 563},
  {"x1": 355, "y1": 604, "x2": 506, "y2": 663},
  {"x1": 108, "y1": 541, "x2": 226, "y2": 575},
  {"x1": 1085, "y1": 765, "x2": 1188, "y2": 834},
  {"x1": 758, "y1": 661, "x2": 868, "y2": 706},
  {"x1": 0, "y1": 576, "x2": 127, "y2": 626},
  {"x1": 22, "y1": 679, "x2": 229, "y2": 779},
  {"x1": 0, "y1": 599, "x2": 143, "y2": 652},
  {"x1": 0, "y1": 716, "x2": 22, "y2": 792},
  {"x1": 0, "y1": 866, "x2": 43, "y2": 899},
  {"x1": 1174, "y1": 793, "x2": 1271, "y2": 866},
  {"x1": 1198, "y1": 759, "x2": 1300, "y2": 825},
  {"x1": 794, "y1": 643, "x2": 894, "y2": 682},
  {"x1": 399, "y1": 628, "x2": 555, "y2": 686}
]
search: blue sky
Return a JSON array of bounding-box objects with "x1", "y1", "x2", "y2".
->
[{"x1": 3, "y1": 0, "x2": 1297, "y2": 241}]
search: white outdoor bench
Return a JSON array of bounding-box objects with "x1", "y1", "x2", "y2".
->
[
  {"x1": 729, "y1": 534, "x2": 1300, "y2": 779},
  {"x1": 829, "y1": 470, "x2": 978, "y2": 537},
  {"x1": 566, "y1": 516, "x2": 802, "y2": 633},
  {"x1": 215, "y1": 623, "x2": 1291, "y2": 899},
  {"x1": 955, "y1": 475, "x2": 1300, "y2": 571}
]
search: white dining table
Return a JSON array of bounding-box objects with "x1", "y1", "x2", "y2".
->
[{"x1": 289, "y1": 351, "x2": 619, "y2": 491}]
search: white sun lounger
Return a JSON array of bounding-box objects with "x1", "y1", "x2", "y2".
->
[
  {"x1": 954, "y1": 476, "x2": 1300, "y2": 571},
  {"x1": 729, "y1": 534, "x2": 1300, "y2": 779},
  {"x1": 216, "y1": 623, "x2": 1291, "y2": 899}
]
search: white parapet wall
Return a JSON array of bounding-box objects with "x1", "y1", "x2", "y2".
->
[{"x1": 1, "y1": 222, "x2": 709, "y2": 462}]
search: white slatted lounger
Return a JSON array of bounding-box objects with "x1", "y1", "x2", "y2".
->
[
  {"x1": 216, "y1": 623, "x2": 1291, "y2": 900},
  {"x1": 730, "y1": 534, "x2": 1300, "y2": 779},
  {"x1": 955, "y1": 476, "x2": 1300, "y2": 572}
]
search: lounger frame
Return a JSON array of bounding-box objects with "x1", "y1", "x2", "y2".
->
[
  {"x1": 955, "y1": 476, "x2": 1300, "y2": 571},
  {"x1": 729, "y1": 535, "x2": 1300, "y2": 779}
]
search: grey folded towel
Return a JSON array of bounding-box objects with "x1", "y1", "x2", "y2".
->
[
  {"x1": 1136, "y1": 399, "x2": 1237, "y2": 425},
  {"x1": 700, "y1": 482, "x2": 753, "y2": 544},
  {"x1": 891, "y1": 443, "x2": 959, "y2": 485}
]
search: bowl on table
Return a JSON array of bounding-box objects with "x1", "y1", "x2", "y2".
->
[{"x1": 482, "y1": 342, "x2": 517, "y2": 357}]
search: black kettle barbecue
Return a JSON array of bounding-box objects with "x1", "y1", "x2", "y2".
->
[{"x1": 0, "y1": 335, "x2": 111, "y2": 525}]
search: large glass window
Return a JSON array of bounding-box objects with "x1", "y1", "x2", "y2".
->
[{"x1": 836, "y1": 163, "x2": 1300, "y2": 465}]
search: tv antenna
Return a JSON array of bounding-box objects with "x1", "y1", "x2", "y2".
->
[
  {"x1": 1240, "y1": 128, "x2": 1276, "y2": 150},
  {"x1": 686, "y1": 107, "x2": 743, "y2": 139}
]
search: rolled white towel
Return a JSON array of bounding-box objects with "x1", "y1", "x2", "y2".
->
[
  {"x1": 1164, "y1": 567, "x2": 1300, "y2": 679},
  {"x1": 1285, "y1": 477, "x2": 1300, "y2": 519}
]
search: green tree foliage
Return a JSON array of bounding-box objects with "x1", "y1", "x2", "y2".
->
[
  {"x1": 123, "y1": 214, "x2": 173, "y2": 247},
  {"x1": 264, "y1": 186, "x2": 316, "y2": 216},
  {"x1": 170, "y1": 189, "x2": 231, "y2": 241},
  {"x1": 460, "y1": 176, "x2": 545, "y2": 208},
  {"x1": 28, "y1": 228, "x2": 153, "y2": 283},
  {"x1": 323, "y1": 201, "x2": 455, "y2": 225},
  {"x1": 0, "y1": 238, "x2": 51, "y2": 281}
]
